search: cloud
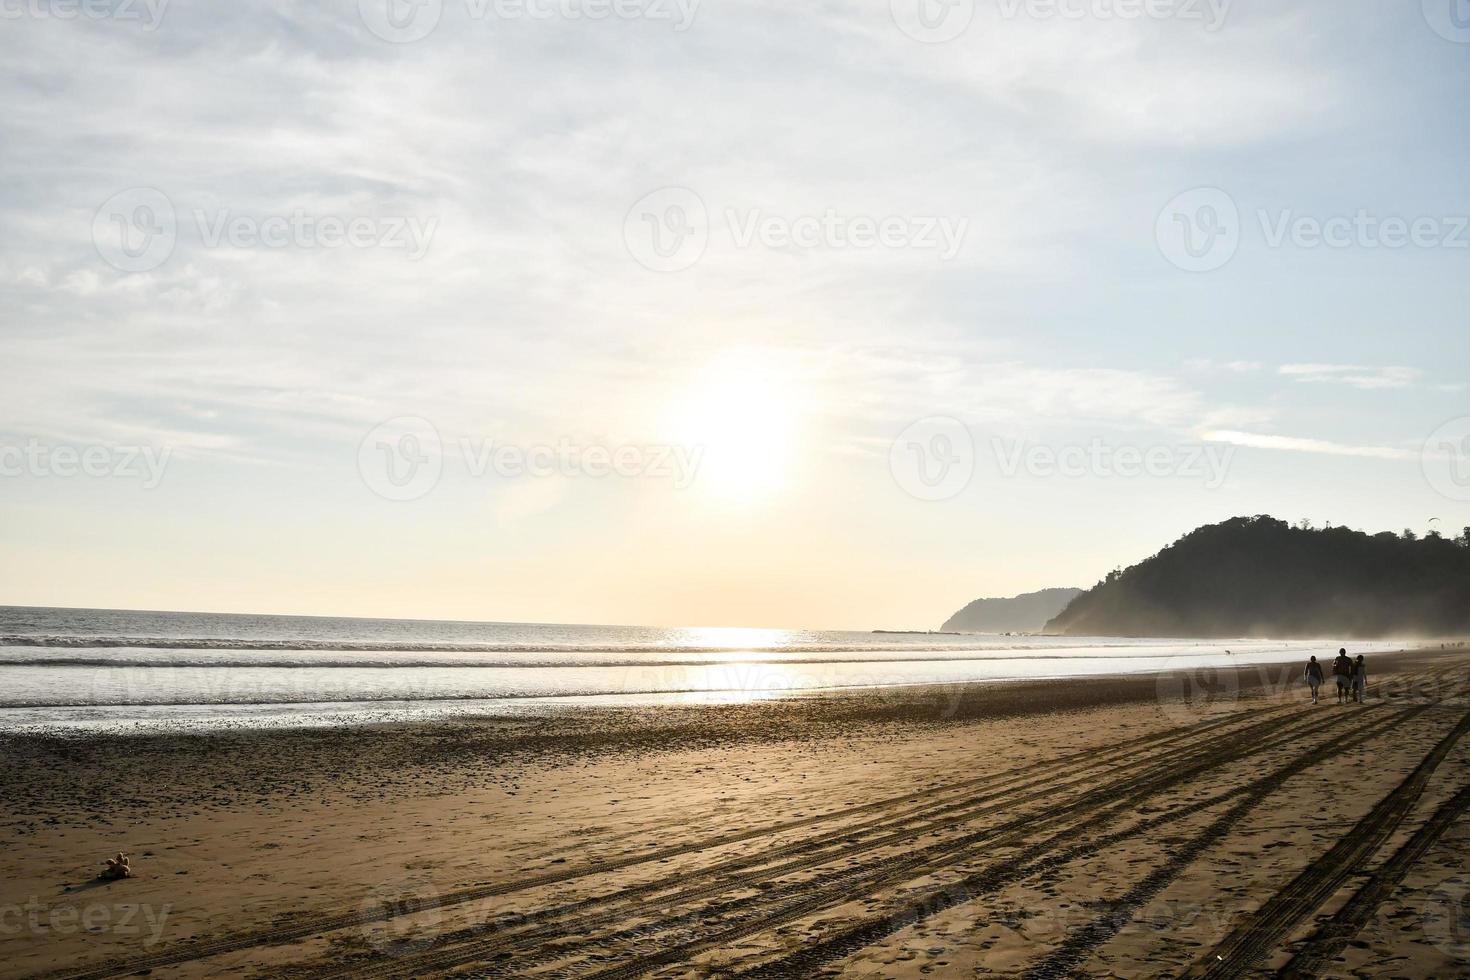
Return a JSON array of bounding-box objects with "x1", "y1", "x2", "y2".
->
[
  {"x1": 1200, "y1": 430, "x2": 1417, "y2": 461},
  {"x1": 1186, "y1": 359, "x2": 1263, "y2": 374},
  {"x1": 0, "y1": 1, "x2": 1439, "y2": 481},
  {"x1": 814, "y1": 344, "x2": 1271, "y2": 454},
  {"x1": 1278, "y1": 364, "x2": 1422, "y2": 390}
]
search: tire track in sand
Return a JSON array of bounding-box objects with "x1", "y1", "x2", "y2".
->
[
  {"x1": 1181, "y1": 705, "x2": 1470, "y2": 979},
  {"x1": 1277, "y1": 780, "x2": 1470, "y2": 978},
  {"x1": 1019, "y1": 706, "x2": 1469, "y2": 978},
  {"x1": 320, "y1": 702, "x2": 1331, "y2": 979},
  {"x1": 517, "y1": 707, "x2": 1410, "y2": 979},
  {"x1": 720, "y1": 705, "x2": 1424, "y2": 980}
]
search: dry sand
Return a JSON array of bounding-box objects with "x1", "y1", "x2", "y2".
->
[{"x1": 2, "y1": 648, "x2": 1467, "y2": 978}]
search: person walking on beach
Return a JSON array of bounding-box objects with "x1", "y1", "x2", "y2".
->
[
  {"x1": 1351, "y1": 654, "x2": 1368, "y2": 703},
  {"x1": 1332, "y1": 648, "x2": 1353, "y2": 704},
  {"x1": 1304, "y1": 655, "x2": 1324, "y2": 704}
]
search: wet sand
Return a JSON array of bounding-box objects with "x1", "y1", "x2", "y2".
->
[{"x1": 2, "y1": 647, "x2": 1467, "y2": 978}]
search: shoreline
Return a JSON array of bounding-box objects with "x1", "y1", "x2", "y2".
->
[{"x1": 0, "y1": 644, "x2": 1448, "y2": 743}]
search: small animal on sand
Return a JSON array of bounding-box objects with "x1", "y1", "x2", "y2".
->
[{"x1": 98, "y1": 853, "x2": 133, "y2": 880}]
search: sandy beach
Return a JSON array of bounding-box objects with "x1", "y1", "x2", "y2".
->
[{"x1": 3, "y1": 647, "x2": 1468, "y2": 979}]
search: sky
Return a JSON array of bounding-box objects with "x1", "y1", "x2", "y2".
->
[{"x1": 1, "y1": 0, "x2": 1467, "y2": 630}]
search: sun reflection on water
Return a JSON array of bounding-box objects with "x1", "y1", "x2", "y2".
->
[{"x1": 668, "y1": 626, "x2": 796, "y2": 660}]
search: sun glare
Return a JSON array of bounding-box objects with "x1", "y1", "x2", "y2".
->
[
  {"x1": 670, "y1": 357, "x2": 800, "y2": 501},
  {"x1": 674, "y1": 625, "x2": 794, "y2": 654}
]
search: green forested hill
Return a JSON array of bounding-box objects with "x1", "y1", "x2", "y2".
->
[{"x1": 1045, "y1": 516, "x2": 1470, "y2": 638}]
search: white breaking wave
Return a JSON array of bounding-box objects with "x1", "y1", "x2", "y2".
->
[{"x1": 0, "y1": 647, "x2": 1237, "y2": 670}]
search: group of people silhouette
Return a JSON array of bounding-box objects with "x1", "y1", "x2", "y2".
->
[{"x1": 1303, "y1": 649, "x2": 1367, "y2": 705}]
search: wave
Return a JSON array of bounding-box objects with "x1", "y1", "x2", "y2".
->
[
  {"x1": 0, "y1": 634, "x2": 1217, "y2": 655},
  {"x1": 0, "y1": 680, "x2": 951, "y2": 711}
]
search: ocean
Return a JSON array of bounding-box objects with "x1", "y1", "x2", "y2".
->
[{"x1": 0, "y1": 606, "x2": 1401, "y2": 733}]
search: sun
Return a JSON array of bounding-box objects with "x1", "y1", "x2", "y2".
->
[{"x1": 669, "y1": 355, "x2": 800, "y2": 501}]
